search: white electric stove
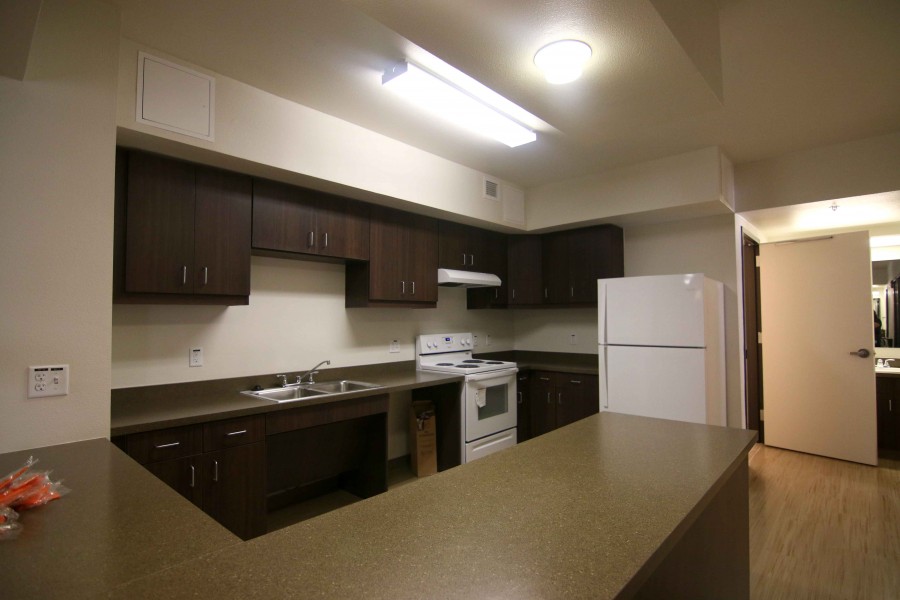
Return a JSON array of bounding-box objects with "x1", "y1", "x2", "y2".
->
[{"x1": 416, "y1": 333, "x2": 518, "y2": 463}]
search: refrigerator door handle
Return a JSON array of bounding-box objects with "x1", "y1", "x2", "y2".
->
[{"x1": 598, "y1": 345, "x2": 609, "y2": 410}]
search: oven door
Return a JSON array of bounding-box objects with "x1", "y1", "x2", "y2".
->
[{"x1": 465, "y1": 369, "x2": 518, "y2": 442}]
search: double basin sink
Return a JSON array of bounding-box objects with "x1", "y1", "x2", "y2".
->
[{"x1": 242, "y1": 380, "x2": 383, "y2": 403}]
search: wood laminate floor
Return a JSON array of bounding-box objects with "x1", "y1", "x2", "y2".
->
[{"x1": 749, "y1": 444, "x2": 900, "y2": 599}]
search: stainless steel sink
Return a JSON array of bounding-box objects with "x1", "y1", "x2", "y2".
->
[
  {"x1": 306, "y1": 380, "x2": 383, "y2": 394},
  {"x1": 242, "y1": 380, "x2": 382, "y2": 403}
]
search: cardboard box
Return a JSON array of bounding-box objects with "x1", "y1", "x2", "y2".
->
[{"x1": 409, "y1": 400, "x2": 437, "y2": 477}]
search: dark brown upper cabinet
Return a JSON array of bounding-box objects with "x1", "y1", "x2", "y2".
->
[
  {"x1": 251, "y1": 178, "x2": 369, "y2": 261},
  {"x1": 346, "y1": 205, "x2": 438, "y2": 308},
  {"x1": 542, "y1": 224, "x2": 623, "y2": 305},
  {"x1": 464, "y1": 229, "x2": 509, "y2": 309},
  {"x1": 505, "y1": 234, "x2": 543, "y2": 307},
  {"x1": 439, "y1": 221, "x2": 493, "y2": 272},
  {"x1": 117, "y1": 150, "x2": 251, "y2": 304}
]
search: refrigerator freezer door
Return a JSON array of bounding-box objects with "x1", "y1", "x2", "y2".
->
[
  {"x1": 599, "y1": 274, "x2": 706, "y2": 348},
  {"x1": 600, "y1": 346, "x2": 708, "y2": 424}
]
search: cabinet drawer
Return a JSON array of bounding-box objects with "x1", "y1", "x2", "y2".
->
[
  {"x1": 126, "y1": 425, "x2": 203, "y2": 464},
  {"x1": 203, "y1": 415, "x2": 265, "y2": 451}
]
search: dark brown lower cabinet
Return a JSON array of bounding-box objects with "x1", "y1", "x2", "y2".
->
[
  {"x1": 876, "y1": 376, "x2": 900, "y2": 452},
  {"x1": 516, "y1": 371, "x2": 532, "y2": 442},
  {"x1": 125, "y1": 415, "x2": 266, "y2": 540},
  {"x1": 527, "y1": 371, "x2": 599, "y2": 439}
]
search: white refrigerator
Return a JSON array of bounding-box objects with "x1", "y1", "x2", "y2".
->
[{"x1": 598, "y1": 274, "x2": 726, "y2": 426}]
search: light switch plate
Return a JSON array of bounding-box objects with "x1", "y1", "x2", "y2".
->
[
  {"x1": 569, "y1": 333, "x2": 578, "y2": 345},
  {"x1": 190, "y1": 347, "x2": 204, "y2": 367},
  {"x1": 389, "y1": 340, "x2": 400, "y2": 353},
  {"x1": 28, "y1": 365, "x2": 69, "y2": 398}
]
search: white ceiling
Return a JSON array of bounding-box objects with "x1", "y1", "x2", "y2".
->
[{"x1": 106, "y1": 0, "x2": 900, "y2": 191}]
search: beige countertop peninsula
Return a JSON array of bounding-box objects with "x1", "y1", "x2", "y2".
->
[{"x1": 3, "y1": 413, "x2": 756, "y2": 599}]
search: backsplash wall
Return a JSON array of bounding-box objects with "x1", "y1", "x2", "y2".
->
[{"x1": 111, "y1": 256, "x2": 515, "y2": 388}]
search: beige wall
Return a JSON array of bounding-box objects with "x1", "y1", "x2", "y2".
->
[
  {"x1": 112, "y1": 258, "x2": 514, "y2": 388},
  {"x1": 116, "y1": 39, "x2": 523, "y2": 231},
  {"x1": 0, "y1": 0, "x2": 119, "y2": 453},
  {"x1": 525, "y1": 147, "x2": 732, "y2": 230},
  {"x1": 735, "y1": 131, "x2": 900, "y2": 212}
]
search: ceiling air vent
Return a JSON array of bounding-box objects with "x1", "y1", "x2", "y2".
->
[{"x1": 483, "y1": 176, "x2": 500, "y2": 201}]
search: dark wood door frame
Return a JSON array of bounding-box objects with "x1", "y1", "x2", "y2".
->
[{"x1": 741, "y1": 229, "x2": 763, "y2": 441}]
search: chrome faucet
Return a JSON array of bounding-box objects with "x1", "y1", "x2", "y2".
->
[
  {"x1": 885, "y1": 359, "x2": 895, "y2": 367},
  {"x1": 297, "y1": 360, "x2": 331, "y2": 384}
]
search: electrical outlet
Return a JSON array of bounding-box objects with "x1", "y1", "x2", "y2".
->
[
  {"x1": 473, "y1": 335, "x2": 479, "y2": 347},
  {"x1": 28, "y1": 365, "x2": 69, "y2": 398},
  {"x1": 389, "y1": 339, "x2": 400, "y2": 353},
  {"x1": 569, "y1": 333, "x2": 578, "y2": 345},
  {"x1": 190, "y1": 347, "x2": 204, "y2": 367}
]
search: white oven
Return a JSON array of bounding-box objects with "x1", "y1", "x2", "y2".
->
[{"x1": 416, "y1": 333, "x2": 519, "y2": 464}]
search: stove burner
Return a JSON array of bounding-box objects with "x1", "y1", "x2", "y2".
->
[
  {"x1": 462, "y1": 359, "x2": 484, "y2": 363},
  {"x1": 436, "y1": 362, "x2": 455, "y2": 366},
  {"x1": 456, "y1": 364, "x2": 480, "y2": 368}
]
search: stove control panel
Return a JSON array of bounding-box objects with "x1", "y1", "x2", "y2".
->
[{"x1": 417, "y1": 333, "x2": 473, "y2": 354}]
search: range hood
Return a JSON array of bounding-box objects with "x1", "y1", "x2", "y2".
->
[{"x1": 437, "y1": 268, "x2": 502, "y2": 288}]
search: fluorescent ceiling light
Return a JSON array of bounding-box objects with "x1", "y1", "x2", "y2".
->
[
  {"x1": 870, "y1": 235, "x2": 900, "y2": 248},
  {"x1": 383, "y1": 61, "x2": 536, "y2": 148},
  {"x1": 534, "y1": 40, "x2": 592, "y2": 84}
]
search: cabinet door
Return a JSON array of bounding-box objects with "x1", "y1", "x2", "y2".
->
[
  {"x1": 316, "y1": 196, "x2": 369, "y2": 260},
  {"x1": 438, "y1": 221, "x2": 471, "y2": 270},
  {"x1": 404, "y1": 213, "x2": 439, "y2": 302},
  {"x1": 530, "y1": 372, "x2": 557, "y2": 438},
  {"x1": 567, "y1": 228, "x2": 599, "y2": 303},
  {"x1": 194, "y1": 166, "x2": 252, "y2": 295},
  {"x1": 145, "y1": 457, "x2": 202, "y2": 508},
  {"x1": 201, "y1": 442, "x2": 267, "y2": 540},
  {"x1": 251, "y1": 179, "x2": 317, "y2": 254},
  {"x1": 541, "y1": 232, "x2": 569, "y2": 304},
  {"x1": 556, "y1": 374, "x2": 600, "y2": 428},
  {"x1": 125, "y1": 152, "x2": 195, "y2": 294},
  {"x1": 368, "y1": 206, "x2": 407, "y2": 301},
  {"x1": 877, "y1": 378, "x2": 900, "y2": 451},
  {"x1": 507, "y1": 235, "x2": 543, "y2": 306},
  {"x1": 516, "y1": 371, "x2": 532, "y2": 442}
]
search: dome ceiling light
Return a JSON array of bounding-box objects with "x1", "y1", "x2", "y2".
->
[{"x1": 533, "y1": 40, "x2": 592, "y2": 85}]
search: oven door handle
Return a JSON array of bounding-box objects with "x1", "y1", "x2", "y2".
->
[{"x1": 464, "y1": 368, "x2": 519, "y2": 383}]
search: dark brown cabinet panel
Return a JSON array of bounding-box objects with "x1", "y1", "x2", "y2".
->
[
  {"x1": 526, "y1": 371, "x2": 600, "y2": 438},
  {"x1": 876, "y1": 376, "x2": 900, "y2": 452},
  {"x1": 506, "y1": 235, "x2": 543, "y2": 306},
  {"x1": 194, "y1": 166, "x2": 252, "y2": 295},
  {"x1": 542, "y1": 225, "x2": 624, "y2": 305},
  {"x1": 346, "y1": 206, "x2": 438, "y2": 307},
  {"x1": 252, "y1": 178, "x2": 369, "y2": 261},
  {"x1": 439, "y1": 221, "x2": 495, "y2": 272},
  {"x1": 118, "y1": 150, "x2": 252, "y2": 303},
  {"x1": 124, "y1": 152, "x2": 196, "y2": 295},
  {"x1": 516, "y1": 370, "x2": 533, "y2": 442},
  {"x1": 466, "y1": 230, "x2": 509, "y2": 309},
  {"x1": 124, "y1": 415, "x2": 266, "y2": 540}
]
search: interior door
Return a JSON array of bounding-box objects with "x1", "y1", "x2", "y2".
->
[{"x1": 760, "y1": 231, "x2": 877, "y2": 465}]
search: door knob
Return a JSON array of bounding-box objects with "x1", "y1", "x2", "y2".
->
[{"x1": 849, "y1": 348, "x2": 871, "y2": 358}]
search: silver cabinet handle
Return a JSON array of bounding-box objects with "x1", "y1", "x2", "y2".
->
[
  {"x1": 308, "y1": 231, "x2": 315, "y2": 248},
  {"x1": 226, "y1": 430, "x2": 247, "y2": 437},
  {"x1": 203, "y1": 266, "x2": 208, "y2": 285},
  {"x1": 570, "y1": 286, "x2": 574, "y2": 297},
  {"x1": 517, "y1": 391, "x2": 523, "y2": 404},
  {"x1": 154, "y1": 441, "x2": 180, "y2": 449},
  {"x1": 462, "y1": 253, "x2": 467, "y2": 266},
  {"x1": 469, "y1": 254, "x2": 475, "y2": 266},
  {"x1": 570, "y1": 380, "x2": 582, "y2": 385},
  {"x1": 558, "y1": 392, "x2": 563, "y2": 405},
  {"x1": 512, "y1": 289, "x2": 516, "y2": 300},
  {"x1": 323, "y1": 232, "x2": 328, "y2": 248},
  {"x1": 213, "y1": 460, "x2": 219, "y2": 482},
  {"x1": 411, "y1": 281, "x2": 415, "y2": 295},
  {"x1": 539, "y1": 377, "x2": 551, "y2": 381},
  {"x1": 182, "y1": 265, "x2": 188, "y2": 286},
  {"x1": 495, "y1": 288, "x2": 499, "y2": 300},
  {"x1": 190, "y1": 464, "x2": 195, "y2": 488},
  {"x1": 546, "y1": 392, "x2": 551, "y2": 404},
  {"x1": 401, "y1": 281, "x2": 406, "y2": 294}
]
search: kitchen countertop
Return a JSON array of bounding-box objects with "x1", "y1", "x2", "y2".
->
[
  {"x1": 2, "y1": 413, "x2": 756, "y2": 598},
  {"x1": 112, "y1": 361, "x2": 463, "y2": 435},
  {"x1": 0, "y1": 438, "x2": 240, "y2": 599}
]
